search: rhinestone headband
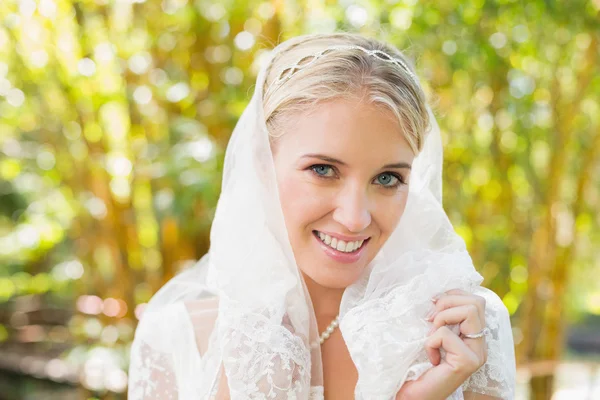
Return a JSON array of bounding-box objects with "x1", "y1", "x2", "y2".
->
[{"x1": 273, "y1": 45, "x2": 420, "y2": 89}]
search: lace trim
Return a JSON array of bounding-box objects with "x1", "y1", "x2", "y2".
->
[
  {"x1": 339, "y1": 250, "x2": 514, "y2": 399},
  {"x1": 128, "y1": 340, "x2": 178, "y2": 400},
  {"x1": 219, "y1": 310, "x2": 313, "y2": 399}
]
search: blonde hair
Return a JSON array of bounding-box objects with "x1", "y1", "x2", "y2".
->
[{"x1": 263, "y1": 33, "x2": 430, "y2": 154}]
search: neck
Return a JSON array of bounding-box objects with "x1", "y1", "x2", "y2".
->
[{"x1": 302, "y1": 273, "x2": 344, "y2": 320}]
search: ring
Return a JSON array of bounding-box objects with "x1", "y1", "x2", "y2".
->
[{"x1": 462, "y1": 327, "x2": 490, "y2": 339}]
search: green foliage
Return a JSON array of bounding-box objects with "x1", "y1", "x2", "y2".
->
[{"x1": 0, "y1": 0, "x2": 599, "y2": 397}]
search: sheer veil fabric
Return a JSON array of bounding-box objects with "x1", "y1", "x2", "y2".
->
[{"x1": 128, "y1": 35, "x2": 516, "y2": 400}]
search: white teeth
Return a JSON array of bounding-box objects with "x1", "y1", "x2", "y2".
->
[{"x1": 316, "y1": 231, "x2": 365, "y2": 253}]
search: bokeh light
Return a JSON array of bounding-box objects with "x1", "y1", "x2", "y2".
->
[{"x1": 0, "y1": 0, "x2": 598, "y2": 399}]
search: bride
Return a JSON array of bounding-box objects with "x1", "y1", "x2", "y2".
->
[{"x1": 127, "y1": 33, "x2": 516, "y2": 399}]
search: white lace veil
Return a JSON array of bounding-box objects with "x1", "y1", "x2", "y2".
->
[{"x1": 128, "y1": 34, "x2": 516, "y2": 400}]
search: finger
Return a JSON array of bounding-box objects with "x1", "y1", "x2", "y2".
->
[
  {"x1": 432, "y1": 289, "x2": 469, "y2": 301},
  {"x1": 429, "y1": 304, "x2": 483, "y2": 334},
  {"x1": 444, "y1": 289, "x2": 470, "y2": 296},
  {"x1": 425, "y1": 326, "x2": 473, "y2": 366},
  {"x1": 431, "y1": 294, "x2": 486, "y2": 322},
  {"x1": 425, "y1": 339, "x2": 441, "y2": 366},
  {"x1": 426, "y1": 326, "x2": 481, "y2": 374},
  {"x1": 427, "y1": 305, "x2": 486, "y2": 361}
]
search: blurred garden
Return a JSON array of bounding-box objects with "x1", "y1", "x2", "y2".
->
[{"x1": 0, "y1": 0, "x2": 599, "y2": 399}]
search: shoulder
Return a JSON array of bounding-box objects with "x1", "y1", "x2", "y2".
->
[
  {"x1": 134, "y1": 256, "x2": 220, "y2": 349},
  {"x1": 133, "y1": 302, "x2": 191, "y2": 353},
  {"x1": 462, "y1": 287, "x2": 516, "y2": 398},
  {"x1": 473, "y1": 287, "x2": 511, "y2": 323},
  {"x1": 134, "y1": 295, "x2": 220, "y2": 356}
]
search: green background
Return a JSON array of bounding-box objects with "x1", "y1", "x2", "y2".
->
[{"x1": 1, "y1": 0, "x2": 599, "y2": 399}]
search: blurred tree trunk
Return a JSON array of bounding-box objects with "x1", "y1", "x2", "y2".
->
[{"x1": 518, "y1": 36, "x2": 599, "y2": 400}]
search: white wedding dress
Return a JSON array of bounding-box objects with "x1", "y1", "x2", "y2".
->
[
  {"x1": 128, "y1": 34, "x2": 516, "y2": 400},
  {"x1": 128, "y1": 263, "x2": 515, "y2": 399}
]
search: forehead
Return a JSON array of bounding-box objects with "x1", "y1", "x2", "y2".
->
[{"x1": 273, "y1": 97, "x2": 415, "y2": 164}]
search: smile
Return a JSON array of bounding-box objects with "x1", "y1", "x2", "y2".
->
[{"x1": 313, "y1": 230, "x2": 368, "y2": 253}]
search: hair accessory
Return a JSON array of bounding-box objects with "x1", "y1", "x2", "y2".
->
[{"x1": 274, "y1": 44, "x2": 420, "y2": 89}]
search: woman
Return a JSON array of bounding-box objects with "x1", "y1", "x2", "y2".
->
[{"x1": 128, "y1": 33, "x2": 516, "y2": 399}]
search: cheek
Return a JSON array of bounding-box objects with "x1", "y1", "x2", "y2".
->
[
  {"x1": 277, "y1": 179, "x2": 303, "y2": 227},
  {"x1": 375, "y1": 192, "x2": 409, "y2": 238},
  {"x1": 276, "y1": 172, "x2": 327, "y2": 236}
]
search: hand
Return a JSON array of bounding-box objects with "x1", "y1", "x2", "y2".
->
[{"x1": 396, "y1": 289, "x2": 488, "y2": 400}]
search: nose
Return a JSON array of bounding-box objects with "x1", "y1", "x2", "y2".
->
[{"x1": 332, "y1": 183, "x2": 372, "y2": 233}]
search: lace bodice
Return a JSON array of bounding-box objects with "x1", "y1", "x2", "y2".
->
[{"x1": 128, "y1": 279, "x2": 515, "y2": 400}]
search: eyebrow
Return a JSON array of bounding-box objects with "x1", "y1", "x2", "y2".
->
[{"x1": 301, "y1": 153, "x2": 412, "y2": 170}]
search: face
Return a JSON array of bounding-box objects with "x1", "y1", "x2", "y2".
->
[{"x1": 272, "y1": 97, "x2": 416, "y2": 290}]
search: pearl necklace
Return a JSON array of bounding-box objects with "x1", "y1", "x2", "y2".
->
[{"x1": 318, "y1": 315, "x2": 340, "y2": 345}]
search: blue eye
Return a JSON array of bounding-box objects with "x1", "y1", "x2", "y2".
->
[
  {"x1": 310, "y1": 165, "x2": 335, "y2": 177},
  {"x1": 375, "y1": 172, "x2": 401, "y2": 188}
]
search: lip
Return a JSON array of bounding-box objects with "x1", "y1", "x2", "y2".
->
[{"x1": 312, "y1": 230, "x2": 370, "y2": 264}]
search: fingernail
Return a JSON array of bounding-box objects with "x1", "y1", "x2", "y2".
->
[
  {"x1": 425, "y1": 310, "x2": 434, "y2": 320},
  {"x1": 431, "y1": 297, "x2": 438, "y2": 303},
  {"x1": 427, "y1": 327, "x2": 435, "y2": 336}
]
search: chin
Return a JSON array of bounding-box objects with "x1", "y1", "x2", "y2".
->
[
  {"x1": 300, "y1": 249, "x2": 373, "y2": 290},
  {"x1": 301, "y1": 264, "x2": 365, "y2": 290}
]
